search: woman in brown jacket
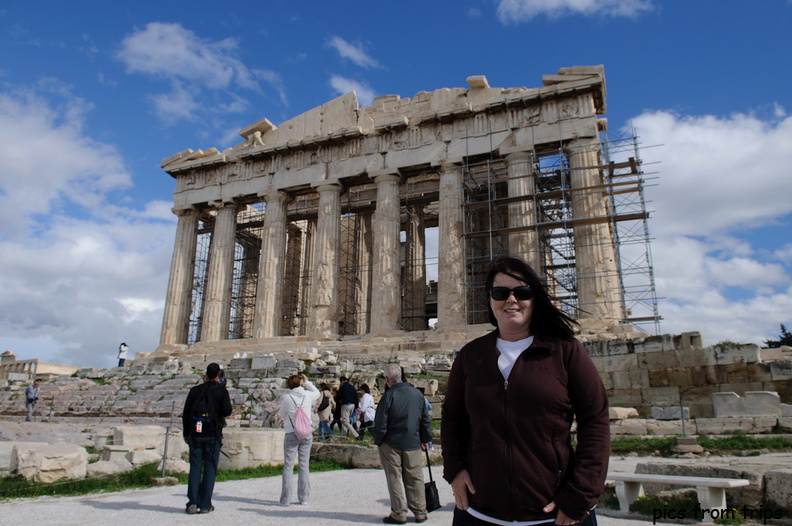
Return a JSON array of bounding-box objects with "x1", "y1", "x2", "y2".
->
[{"x1": 442, "y1": 256, "x2": 610, "y2": 526}]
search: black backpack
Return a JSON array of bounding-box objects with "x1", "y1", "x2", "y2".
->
[
  {"x1": 191, "y1": 383, "x2": 218, "y2": 436},
  {"x1": 317, "y1": 393, "x2": 329, "y2": 412}
]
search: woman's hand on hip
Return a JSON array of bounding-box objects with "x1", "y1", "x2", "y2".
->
[
  {"x1": 450, "y1": 469, "x2": 475, "y2": 510},
  {"x1": 543, "y1": 501, "x2": 579, "y2": 525}
]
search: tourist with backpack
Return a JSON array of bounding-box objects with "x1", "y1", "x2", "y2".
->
[
  {"x1": 182, "y1": 363, "x2": 233, "y2": 515},
  {"x1": 316, "y1": 382, "x2": 335, "y2": 441},
  {"x1": 278, "y1": 373, "x2": 321, "y2": 506}
]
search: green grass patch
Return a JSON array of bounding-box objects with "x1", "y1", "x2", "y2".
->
[
  {"x1": 697, "y1": 434, "x2": 792, "y2": 454},
  {"x1": 1, "y1": 458, "x2": 350, "y2": 501},
  {"x1": 610, "y1": 437, "x2": 676, "y2": 456},
  {"x1": 0, "y1": 462, "x2": 164, "y2": 500}
]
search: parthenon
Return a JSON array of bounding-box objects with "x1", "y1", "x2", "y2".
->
[{"x1": 154, "y1": 65, "x2": 658, "y2": 358}]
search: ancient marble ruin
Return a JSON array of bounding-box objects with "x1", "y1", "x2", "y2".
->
[{"x1": 151, "y1": 65, "x2": 654, "y2": 362}]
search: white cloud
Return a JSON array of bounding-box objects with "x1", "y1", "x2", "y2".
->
[
  {"x1": 117, "y1": 23, "x2": 286, "y2": 123},
  {"x1": 629, "y1": 109, "x2": 792, "y2": 346},
  {"x1": 329, "y1": 75, "x2": 376, "y2": 106},
  {"x1": 0, "y1": 84, "x2": 174, "y2": 368},
  {"x1": 0, "y1": 82, "x2": 131, "y2": 237},
  {"x1": 327, "y1": 36, "x2": 381, "y2": 69},
  {"x1": 633, "y1": 110, "x2": 792, "y2": 237},
  {"x1": 496, "y1": 0, "x2": 653, "y2": 22}
]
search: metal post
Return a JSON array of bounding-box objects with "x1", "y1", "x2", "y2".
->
[
  {"x1": 680, "y1": 394, "x2": 686, "y2": 437},
  {"x1": 161, "y1": 400, "x2": 175, "y2": 478}
]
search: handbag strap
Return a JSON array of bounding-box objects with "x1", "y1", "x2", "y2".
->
[{"x1": 425, "y1": 448, "x2": 434, "y2": 483}]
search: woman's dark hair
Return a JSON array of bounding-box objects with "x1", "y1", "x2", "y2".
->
[
  {"x1": 485, "y1": 256, "x2": 579, "y2": 339},
  {"x1": 359, "y1": 383, "x2": 370, "y2": 394},
  {"x1": 320, "y1": 382, "x2": 330, "y2": 391},
  {"x1": 287, "y1": 375, "x2": 302, "y2": 389}
]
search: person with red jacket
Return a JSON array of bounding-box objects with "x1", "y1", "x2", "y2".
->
[{"x1": 442, "y1": 256, "x2": 610, "y2": 526}]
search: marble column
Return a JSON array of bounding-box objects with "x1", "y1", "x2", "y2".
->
[
  {"x1": 308, "y1": 182, "x2": 342, "y2": 337},
  {"x1": 505, "y1": 152, "x2": 540, "y2": 272},
  {"x1": 253, "y1": 190, "x2": 290, "y2": 339},
  {"x1": 404, "y1": 203, "x2": 427, "y2": 331},
  {"x1": 159, "y1": 208, "x2": 199, "y2": 346},
  {"x1": 370, "y1": 171, "x2": 402, "y2": 334},
  {"x1": 437, "y1": 163, "x2": 466, "y2": 328},
  {"x1": 200, "y1": 201, "x2": 238, "y2": 342},
  {"x1": 355, "y1": 212, "x2": 373, "y2": 335},
  {"x1": 567, "y1": 138, "x2": 622, "y2": 320}
]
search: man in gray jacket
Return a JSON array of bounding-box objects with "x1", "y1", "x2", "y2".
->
[{"x1": 372, "y1": 363, "x2": 432, "y2": 525}]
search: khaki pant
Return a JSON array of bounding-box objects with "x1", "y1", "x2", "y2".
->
[
  {"x1": 378, "y1": 442, "x2": 427, "y2": 522},
  {"x1": 339, "y1": 403, "x2": 358, "y2": 438}
]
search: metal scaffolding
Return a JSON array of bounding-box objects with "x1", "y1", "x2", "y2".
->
[{"x1": 461, "y1": 133, "x2": 661, "y2": 334}]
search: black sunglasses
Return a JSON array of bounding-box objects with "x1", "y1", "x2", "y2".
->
[{"x1": 489, "y1": 286, "x2": 534, "y2": 301}]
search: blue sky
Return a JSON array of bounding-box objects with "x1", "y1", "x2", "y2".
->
[{"x1": 1, "y1": 1, "x2": 791, "y2": 368}]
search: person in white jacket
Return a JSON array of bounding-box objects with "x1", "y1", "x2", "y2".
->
[
  {"x1": 356, "y1": 383, "x2": 376, "y2": 440},
  {"x1": 278, "y1": 374, "x2": 321, "y2": 506}
]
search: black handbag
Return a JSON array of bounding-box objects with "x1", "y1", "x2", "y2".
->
[{"x1": 424, "y1": 449, "x2": 442, "y2": 512}]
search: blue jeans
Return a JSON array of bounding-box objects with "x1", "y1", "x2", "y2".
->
[
  {"x1": 187, "y1": 435, "x2": 221, "y2": 511},
  {"x1": 317, "y1": 420, "x2": 333, "y2": 440},
  {"x1": 452, "y1": 507, "x2": 598, "y2": 525}
]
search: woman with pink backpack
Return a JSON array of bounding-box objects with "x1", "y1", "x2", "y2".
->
[{"x1": 278, "y1": 374, "x2": 321, "y2": 506}]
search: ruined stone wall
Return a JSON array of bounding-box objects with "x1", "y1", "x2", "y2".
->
[{"x1": 586, "y1": 332, "x2": 792, "y2": 417}]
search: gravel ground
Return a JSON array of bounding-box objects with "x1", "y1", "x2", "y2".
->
[{"x1": 1, "y1": 467, "x2": 681, "y2": 526}]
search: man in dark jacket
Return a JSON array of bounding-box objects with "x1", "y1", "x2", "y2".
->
[
  {"x1": 182, "y1": 363, "x2": 232, "y2": 515},
  {"x1": 337, "y1": 375, "x2": 359, "y2": 438},
  {"x1": 372, "y1": 363, "x2": 432, "y2": 525}
]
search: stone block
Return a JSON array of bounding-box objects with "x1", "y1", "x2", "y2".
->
[
  {"x1": 86, "y1": 458, "x2": 132, "y2": 477},
  {"x1": 770, "y1": 360, "x2": 792, "y2": 381},
  {"x1": 12, "y1": 444, "x2": 88, "y2": 483},
  {"x1": 601, "y1": 354, "x2": 637, "y2": 372},
  {"x1": 639, "y1": 334, "x2": 675, "y2": 353},
  {"x1": 219, "y1": 428, "x2": 285, "y2": 470},
  {"x1": 250, "y1": 355, "x2": 276, "y2": 369},
  {"x1": 641, "y1": 386, "x2": 680, "y2": 406},
  {"x1": 713, "y1": 391, "x2": 781, "y2": 417},
  {"x1": 763, "y1": 469, "x2": 792, "y2": 515},
  {"x1": 679, "y1": 332, "x2": 703, "y2": 350},
  {"x1": 610, "y1": 418, "x2": 647, "y2": 435},
  {"x1": 714, "y1": 344, "x2": 761, "y2": 365},
  {"x1": 0, "y1": 442, "x2": 40, "y2": 473},
  {"x1": 102, "y1": 445, "x2": 135, "y2": 462},
  {"x1": 666, "y1": 367, "x2": 693, "y2": 386},
  {"x1": 760, "y1": 347, "x2": 785, "y2": 362},
  {"x1": 651, "y1": 406, "x2": 689, "y2": 420},
  {"x1": 159, "y1": 457, "x2": 190, "y2": 474},
  {"x1": 747, "y1": 363, "x2": 774, "y2": 382},
  {"x1": 783, "y1": 404, "x2": 792, "y2": 417},
  {"x1": 114, "y1": 425, "x2": 167, "y2": 449},
  {"x1": 608, "y1": 389, "x2": 643, "y2": 407},
  {"x1": 647, "y1": 420, "x2": 686, "y2": 436},
  {"x1": 647, "y1": 369, "x2": 669, "y2": 387},
  {"x1": 609, "y1": 407, "x2": 639, "y2": 420},
  {"x1": 126, "y1": 449, "x2": 162, "y2": 466},
  {"x1": 611, "y1": 370, "x2": 649, "y2": 390},
  {"x1": 695, "y1": 417, "x2": 755, "y2": 435},
  {"x1": 676, "y1": 348, "x2": 717, "y2": 367},
  {"x1": 638, "y1": 351, "x2": 678, "y2": 370},
  {"x1": 689, "y1": 366, "x2": 723, "y2": 386}
]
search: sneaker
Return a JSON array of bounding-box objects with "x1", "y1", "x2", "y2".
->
[
  {"x1": 415, "y1": 516, "x2": 428, "y2": 523},
  {"x1": 382, "y1": 516, "x2": 407, "y2": 525},
  {"x1": 198, "y1": 506, "x2": 215, "y2": 513},
  {"x1": 185, "y1": 504, "x2": 198, "y2": 515}
]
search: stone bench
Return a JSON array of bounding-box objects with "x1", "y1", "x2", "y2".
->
[{"x1": 608, "y1": 472, "x2": 750, "y2": 523}]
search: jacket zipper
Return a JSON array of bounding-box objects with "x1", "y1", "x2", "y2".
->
[
  {"x1": 503, "y1": 378, "x2": 515, "y2": 520},
  {"x1": 552, "y1": 429, "x2": 563, "y2": 488}
]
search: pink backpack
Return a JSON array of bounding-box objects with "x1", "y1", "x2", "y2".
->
[{"x1": 290, "y1": 394, "x2": 312, "y2": 440}]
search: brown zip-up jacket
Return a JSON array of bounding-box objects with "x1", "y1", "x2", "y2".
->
[{"x1": 441, "y1": 330, "x2": 610, "y2": 522}]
